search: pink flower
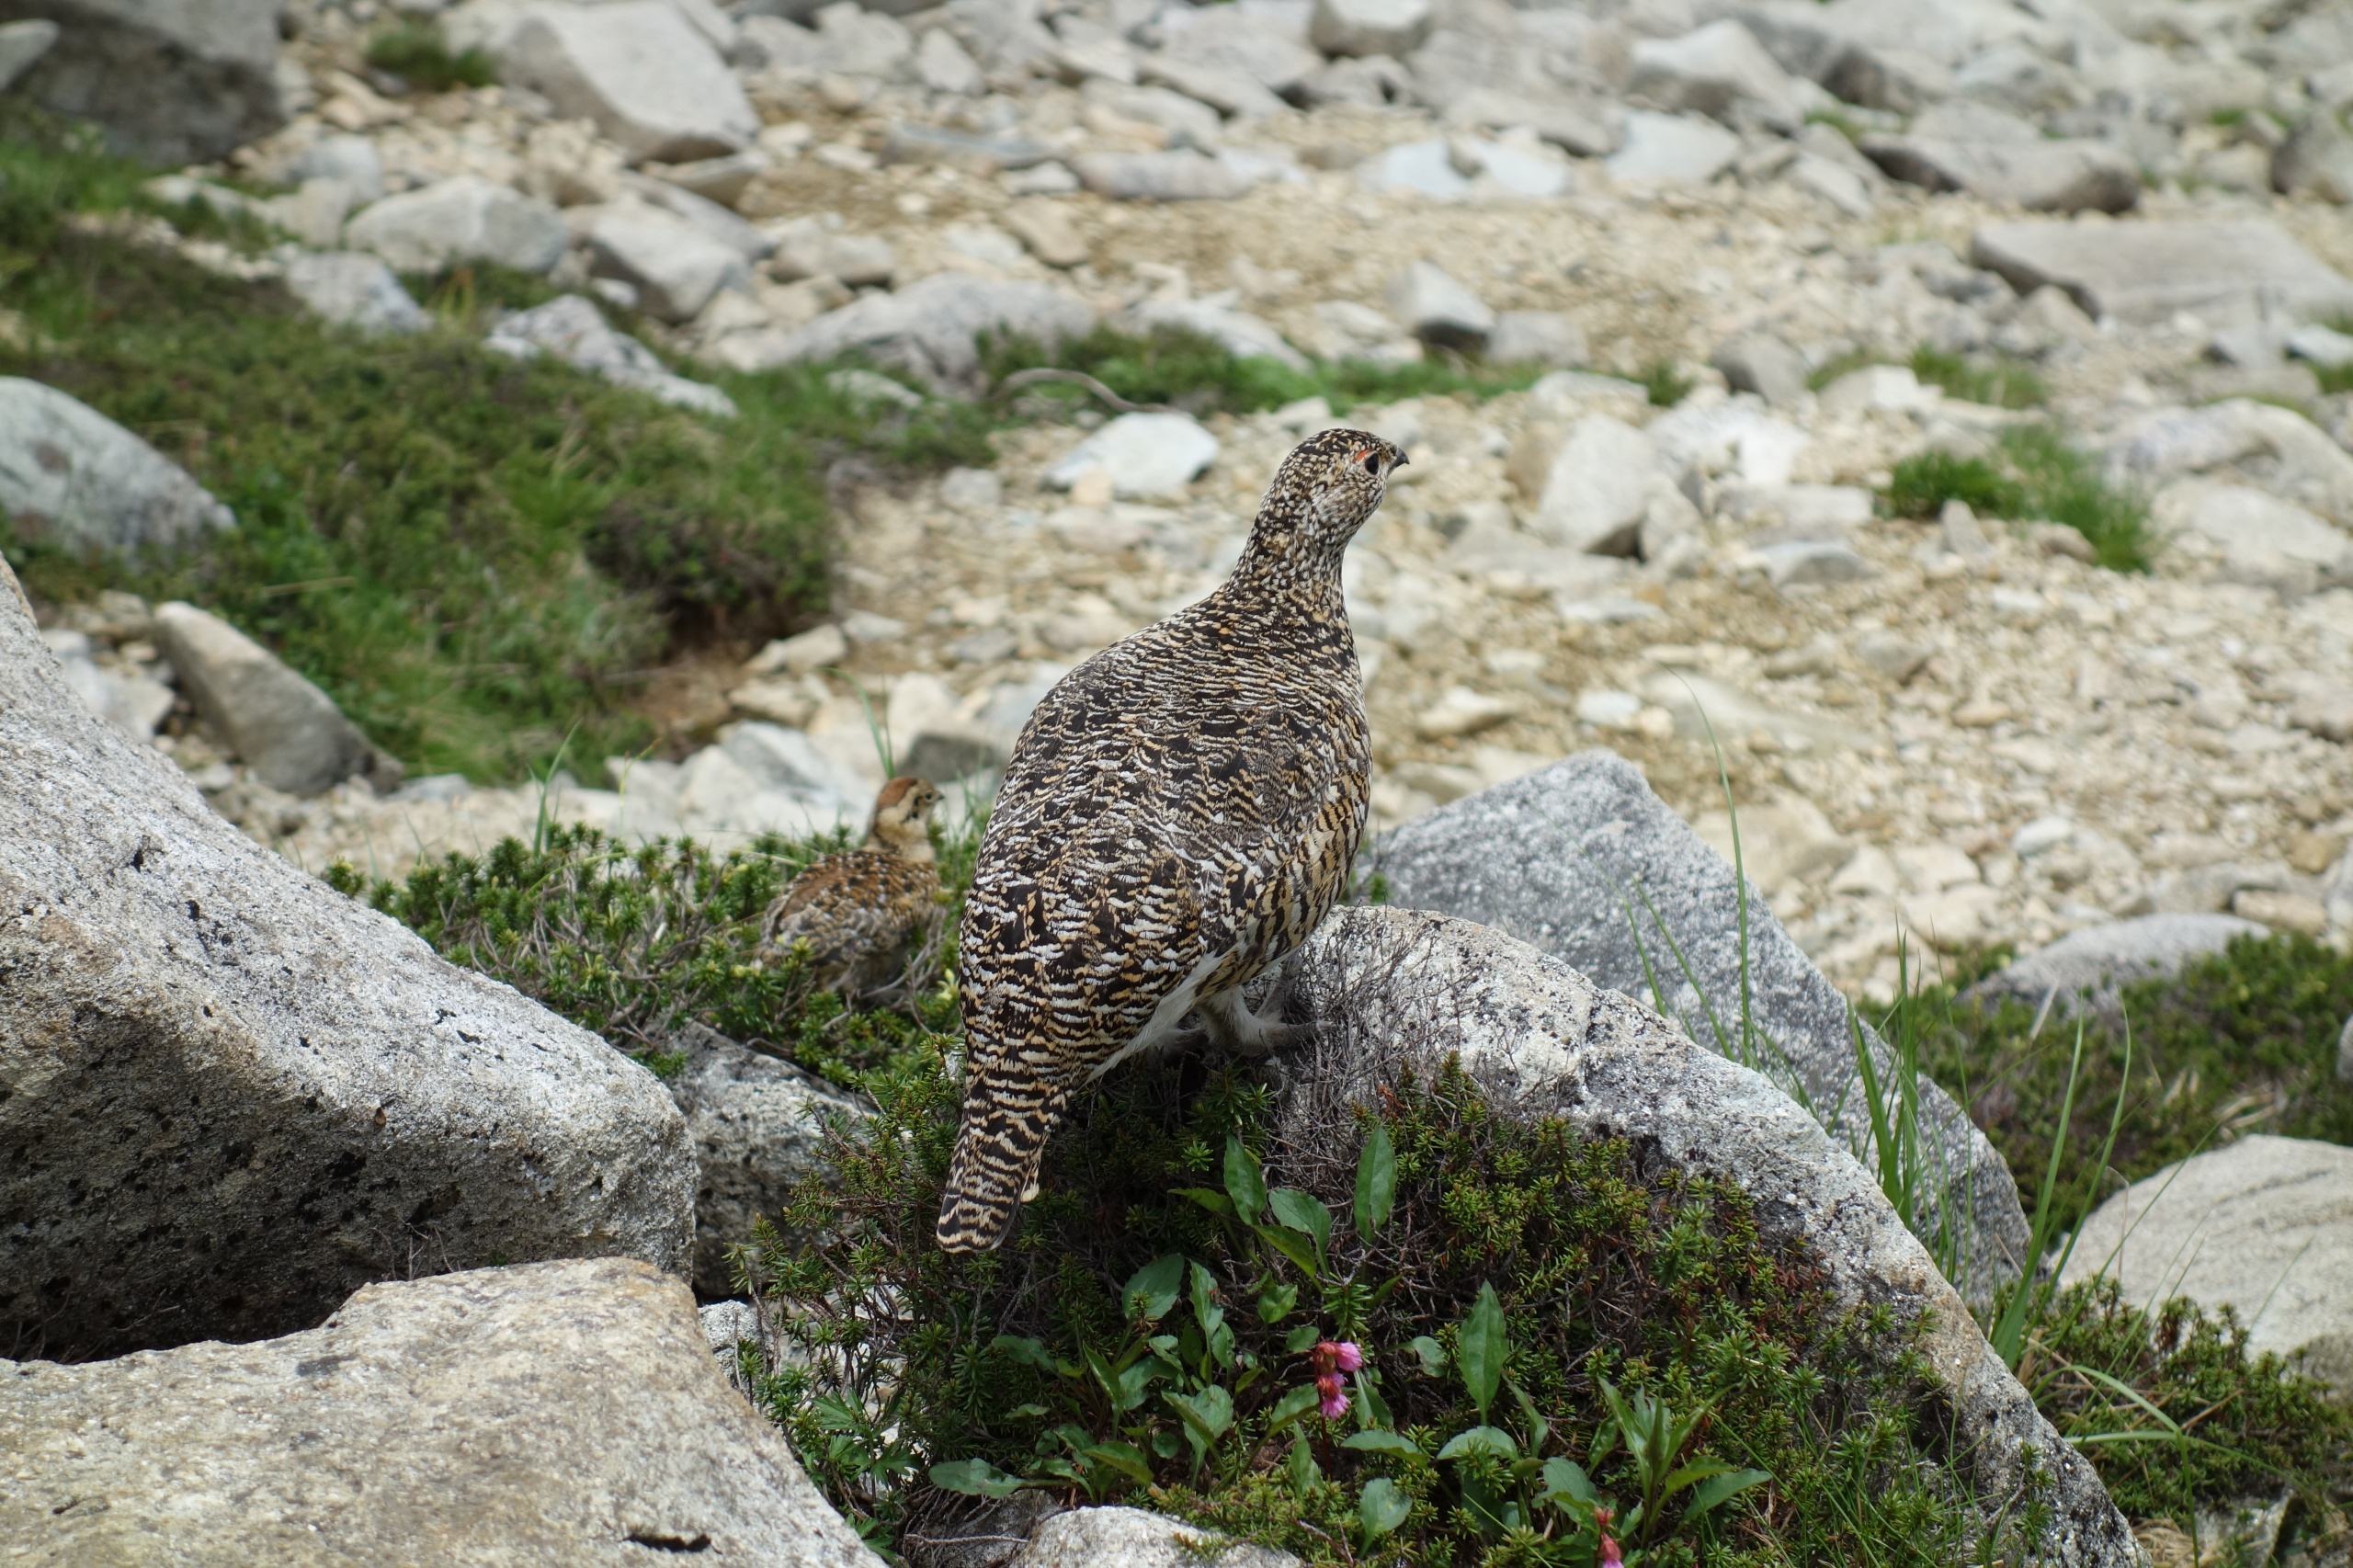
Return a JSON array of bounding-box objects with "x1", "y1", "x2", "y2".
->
[
  {"x1": 1318, "y1": 1382, "x2": 1349, "y2": 1420},
  {"x1": 1308, "y1": 1340, "x2": 1364, "y2": 1375},
  {"x1": 1596, "y1": 1507, "x2": 1622, "y2": 1568}
]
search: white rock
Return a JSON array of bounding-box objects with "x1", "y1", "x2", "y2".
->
[
  {"x1": 1896, "y1": 842, "x2": 1981, "y2": 892},
  {"x1": 345, "y1": 176, "x2": 566, "y2": 275},
  {"x1": 2011, "y1": 815, "x2": 2075, "y2": 858},
  {"x1": 916, "y1": 25, "x2": 984, "y2": 93},
  {"x1": 1694, "y1": 790, "x2": 1851, "y2": 890},
  {"x1": 2062, "y1": 1136, "x2": 2353, "y2": 1392},
  {"x1": 485, "y1": 294, "x2": 737, "y2": 415},
  {"x1": 1816, "y1": 363, "x2": 1940, "y2": 415},
  {"x1": 1629, "y1": 19, "x2": 1798, "y2": 128},
  {"x1": 1530, "y1": 414, "x2": 1656, "y2": 554},
  {"x1": 282, "y1": 252, "x2": 429, "y2": 336},
  {"x1": 1575, "y1": 687, "x2": 1643, "y2": 728},
  {"x1": 1011, "y1": 1506, "x2": 1298, "y2": 1567},
  {"x1": 580, "y1": 201, "x2": 752, "y2": 323},
  {"x1": 1355, "y1": 138, "x2": 1471, "y2": 199},
  {"x1": 2150, "y1": 480, "x2": 2353, "y2": 597},
  {"x1": 1072, "y1": 149, "x2": 1253, "y2": 201},
  {"x1": 1309, "y1": 0, "x2": 1430, "y2": 58},
  {"x1": 721, "y1": 273, "x2": 1093, "y2": 390},
  {"x1": 39, "y1": 631, "x2": 175, "y2": 740},
  {"x1": 1383, "y1": 259, "x2": 1495, "y2": 347},
  {"x1": 153, "y1": 602, "x2": 389, "y2": 796},
  {"x1": 746, "y1": 624, "x2": 849, "y2": 677},
  {"x1": 1487, "y1": 310, "x2": 1586, "y2": 368},
  {"x1": 1126, "y1": 298, "x2": 1309, "y2": 369},
  {"x1": 767, "y1": 218, "x2": 896, "y2": 288},
  {"x1": 1970, "y1": 218, "x2": 2353, "y2": 327},
  {"x1": 0, "y1": 379, "x2": 235, "y2": 555},
  {"x1": 290, "y1": 133, "x2": 386, "y2": 203},
  {"x1": 1415, "y1": 685, "x2": 1518, "y2": 738},
  {"x1": 497, "y1": 0, "x2": 758, "y2": 164},
  {"x1": 1045, "y1": 412, "x2": 1221, "y2": 500},
  {"x1": 1604, "y1": 110, "x2": 1742, "y2": 186}
]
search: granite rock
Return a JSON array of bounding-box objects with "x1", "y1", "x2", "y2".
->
[
  {"x1": 0, "y1": 378, "x2": 235, "y2": 556},
  {"x1": 0, "y1": 566, "x2": 694, "y2": 1359}
]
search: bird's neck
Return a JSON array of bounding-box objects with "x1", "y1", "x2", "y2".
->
[
  {"x1": 1226, "y1": 527, "x2": 1349, "y2": 609},
  {"x1": 868, "y1": 826, "x2": 937, "y2": 863}
]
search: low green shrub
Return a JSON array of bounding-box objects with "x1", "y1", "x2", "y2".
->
[
  {"x1": 0, "y1": 104, "x2": 990, "y2": 781},
  {"x1": 981, "y1": 324, "x2": 1545, "y2": 418},
  {"x1": 325, "y1": 817, "x2": 971, "y2": 1084},
  {"x1": 364, "y1": 21, "x2": 496, "y2": 92},
  {"x1": 1927, "y1": 933, "x2": 2353, "y2": 1230},
  {"x1": 745, "y1": 1055, "x2": 2001, "y2": 1565}
]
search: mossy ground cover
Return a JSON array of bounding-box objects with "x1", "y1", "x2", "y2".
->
[
  {"x1": 1882, "y1": 426, "x2": 2150, "y2": 572},
  {"x1": 338, "y1": 817, "x2": 2353, "y2": 1563}
]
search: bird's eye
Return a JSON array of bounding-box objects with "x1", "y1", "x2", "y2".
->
[{"x1": 1359, "y1": 450, "x2": 1382, "y2": 475}]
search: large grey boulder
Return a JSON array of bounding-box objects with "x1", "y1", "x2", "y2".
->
[
  {"x1": 0, "y1": 0, "x2": 283, "y2": 164},
  {"x1": 667, "y1": 1022, "x2": 867, "y2": 1300},
  {"x1": 496, "y1": 0, "x2": 758, "y2": 165},
  {"x1": 0, "y1": 378, "x2": 234, "y2": 555},
  {"x1": 1962, "y1": 913, "x2": 2267, "y2": 1021},
  {"x1": 1383, "y1": 260, "x2": 1494, "y2": 350},
  {"x1": 1278, "y1": 906, "x2": 2136, "y2": 1566},
  {"x1": 485, "y1": 294, "x2": 738, "y2": 417},
  {"x1": 2148, "y1": 480, "x2": 2353, "y2": 597},
  {"x1": 1604, "y1": 108, "x2": 1742, "y2": 185},
  {"x1": 1043, "y1": 412, "x2": 1221, "y2": 501},
  {"x1": 151, "y1": 601, "x2": 390, "y2": 797},
  {"x1": 0, "y1": 562, "x2": 695, "y2": 1359},
  {"x1": 1969, "y1": 218, "x2": 2353, "y2": 328},
  {"x1": 345, "y1": 176, "x2": 567, "y2": 276},
  {"x1": 2060, "y1": 1136, "x2": 2353, "y2": 1394},
  {"x1": 1859, "y1": 102, "x2": 2137, "y2": 214},
  {"x1": 719, "y1": 272, "x2": 1095, "y2": 392},
  {"x1": 1, "y1": 1258, "x2": 884, "y2": 1564},
  {"x1": 1370, "y1": 752, "x2": 2032, "y2": 1301}
]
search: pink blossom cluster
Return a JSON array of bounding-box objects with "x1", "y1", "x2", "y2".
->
[{"x1": 1306, "y1": 1339, "x2": 1362, "y2": 1419}]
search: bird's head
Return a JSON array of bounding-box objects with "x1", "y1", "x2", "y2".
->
[
  {"x1": 1243, "y1": 427, "x2": 1408, "y2": 582},
  {"x1": 867, "y1": 775, "x2": 943, "y2": 861}
]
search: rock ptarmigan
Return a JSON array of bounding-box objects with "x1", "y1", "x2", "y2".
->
[
  {"x1": 762, "y1": 775, "x2": 944, "y2": 995},
  {"x1": 937, "y1": 428, "x2": 1406, "y2": 1252}
]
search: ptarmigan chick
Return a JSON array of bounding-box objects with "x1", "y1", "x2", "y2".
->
[
  {"x1": 762, "y1": 776, "x2": 944, "y2": 995},
  {"x1": 936, "y1": 427, "x2": 1407, "y2": 1253}
]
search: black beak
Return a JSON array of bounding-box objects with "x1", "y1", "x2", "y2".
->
[{"x1": 1392, "y1": 452, "x2": 1409, "y2": 470}]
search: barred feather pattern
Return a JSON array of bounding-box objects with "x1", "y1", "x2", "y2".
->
[
  {"x1": 764, "y1": 849, "x2": 941, "y2": 994},
  {"x1": 937, "y1": 428, "x2": 1407, "y2": 1252}
]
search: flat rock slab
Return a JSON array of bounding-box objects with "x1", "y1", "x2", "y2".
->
[
  {"x1": 497, "y1": 0, "x2": 757, "y2": 164},
  {"x1": 729, "y1": 272, "x2": 1095, "y2": 391},
  {"x1": 1962, "y1": 913, "x2": 2268, "y2": 1020},
  {"x1": 0, "y1": 377, "x2": 235, "y2": 556},
  {"x1": 1371, "y1": 751, "x2": 2030, "y2": 1302},
  {"x1": 1969, "y1": 219, "x2": 2353, "y2": 327},
  {"x1": 2060, "y1": 1135, "x2": 2353, "y2": 1393},
  {"x1": 0, "y1": 1258, "x2": 883, "y2": 1565},
  {"x1": 0, "y1": 562, "x2": 694, "y2": 1359},
  {"x1": 1279, "y1": 907, "x2": 2136, "y2": 1567}
]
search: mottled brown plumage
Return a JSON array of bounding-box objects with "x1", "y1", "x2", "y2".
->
[
  {"x1": 936, "y1": 428, "x2": 1407, "y2": 1253},
  {"x1": 763, "y1": 776, "x2": 944, "y2": 994}
]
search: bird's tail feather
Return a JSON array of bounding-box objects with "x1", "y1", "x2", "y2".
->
[{"x1": 936, "y1": 1070, "x2": 1065, "y2": 1253}]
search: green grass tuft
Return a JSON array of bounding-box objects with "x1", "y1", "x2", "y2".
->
[
  {"x1": 364, "y1": 22, "x2": 496, "y2": 92},
  {"x1": 1885, "y1": 451, "x2": 2023, "y2": 521},
  {"x1": 1634, "y1": 358, "x2": 1693, "y2": 409},
  {"x1": 1909, "y1": 347, "x2": 2047, "y2": 410}
]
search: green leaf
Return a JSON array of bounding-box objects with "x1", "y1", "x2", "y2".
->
[
  {"x1": 1122, "y1": 1253, "x2": 1185, "y2": 1324},
  {"x1": 991, "y1": 1335, "x2": 1058, "y2": 1370},
  {"x1": 1222, "y1": 1134, "x2": 1267, "y2": 1219},
  {"x1": 1682, "y1": 1468, "x2": 1771, "y2": 1521},
  {"x1": 930, "y1": 1458, "x2": 1025, "y2": 1498},
  {"x1": 1081, "y1": 1442, "x2": 1154, "y2": 1486},
  {"x1": 1355, "y1": 1120, "x2": 1396, "y2": 1235},
  {"x1": 1267, "y1": 1188, "x2": 1334, "y2": 1258},
  {"x1": 1342, "y1": 1429, "x2": 1425, "y2": 1460},
  {"x1": 1287, "y1": 1435, "x2": 1321, "y2": 1497},
  {"x1": 1174, "y1": 1187, "x2": 1235, "y2": 1219},
  {"x1": 1246, "y1": 1221, "x2": 1322, "y2": 1281},
  {"x1": 1256, "y1": 1282, "x2": 1299, "y2": 1324},
  {"x1": 1165, "y1": 1383, "x2": 1235, "y2": 1445},
  {"x1": 1539, "y1": 1457, "x2": 1597, "y2": 1506},
  {"x1": 1458, "y1": 1281, "x2": 1507, "y2": 1422},
  {"x1": 1358, "y1": 1477, "x2": 1413, "y2": 1540},
  {"x1": 1435, "y1": 1425, "x2": 1520, "y2": 1462},
  {"x1": 1266, "y1": 1381, "x2": 1323, "y2": 1433},
  {"x1": 1283, "y1": 1322, "x2": 1322, "y2": 1354},
  {"x1": 1409, "y1": 1335, "x2": 1447, "y2": 1376},
  {"x1": 1663, "y1": 1457, "x2": 1739, "y2": 1494}
]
